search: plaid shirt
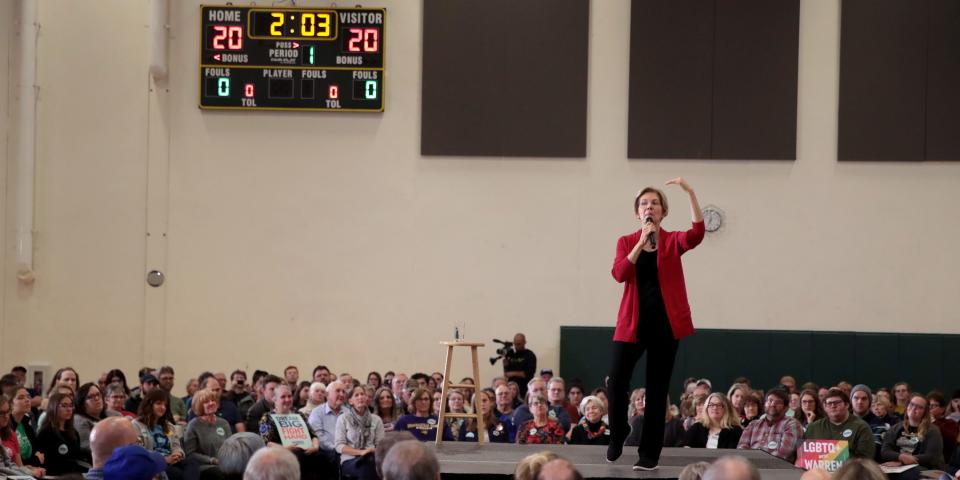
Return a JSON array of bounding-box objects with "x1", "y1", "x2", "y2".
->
[{"x1": 737, "y1": 415, "x2": 803, "y2": 462}]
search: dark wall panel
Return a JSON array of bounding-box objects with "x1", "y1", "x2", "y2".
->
[
  {"x1": 421, "y1": 1, "x2": 501, "y2": 156},
  {"x1": 421, "y1": 0, "x2": 588, "y2": 157},
  {"x1": 838, "y1": 0, "x2": 927, "y2": 161},
  {"x1": 628, "y1": 0, "x2": 714, "y2": 159},
  {"x1": 926, "y1": 0, "x2": 960, "y2": 160},
  {"x1": 712, "y1": 0, "x2": 799, "y2": 160},
  {"x1": 559, "y1": 327, "x2": 959, "y2": 400}
]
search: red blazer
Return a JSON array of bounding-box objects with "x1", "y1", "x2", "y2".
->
[{"x1": 611, "y1": 221, "x2": 705, "y2": 342}]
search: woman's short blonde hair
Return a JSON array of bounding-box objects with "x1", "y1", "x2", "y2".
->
[
  {"x1": 191, "y1": 389, "x2": 220, "y2": 417},
  {"x1": 697, "y1": 392, "x2": 740, "y2": 429}
]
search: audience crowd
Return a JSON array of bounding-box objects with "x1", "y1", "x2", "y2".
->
[{"x1": 1, "y1": 362, "x2": 959, "y2": 480}]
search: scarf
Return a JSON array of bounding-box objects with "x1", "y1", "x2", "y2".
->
[{"x1": 344, "y1": 405, "x2": 373, "y2": 448}]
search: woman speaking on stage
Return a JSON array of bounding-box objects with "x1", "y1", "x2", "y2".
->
[{"x1": 606, "y1": 177, "x2": 704, "y2": 471}]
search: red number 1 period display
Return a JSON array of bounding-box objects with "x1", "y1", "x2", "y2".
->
[
  {"x1": 347, "y1": 28, "x2": 379, "y2": 53},
  {"x1": 212, "y1": 25, "x2": 244, "y2": 50}
]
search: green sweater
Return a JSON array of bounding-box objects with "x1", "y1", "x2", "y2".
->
[{"x1": 804, "y1": 415, "x2": 875, "y2": 459}]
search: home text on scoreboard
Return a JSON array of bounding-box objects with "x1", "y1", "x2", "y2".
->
[{"x1": 199, "y1": 5, "x2": 386, "y2": 112}]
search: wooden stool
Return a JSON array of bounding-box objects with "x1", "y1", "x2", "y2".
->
[{"x1": 436, "y1": 341, "x2": 485, "y2": 444}]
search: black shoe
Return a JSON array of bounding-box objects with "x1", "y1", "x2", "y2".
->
[
  {"x1": 605, "y1": 442, "x2": 623, "y2": 462},
  {"x1": 633, "y1": 458, "x2": 659, "y2": 471}
]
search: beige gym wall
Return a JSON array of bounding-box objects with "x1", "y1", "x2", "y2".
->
[{"x1": 2, "y1": 0, "x2": 959, "y2": 394}]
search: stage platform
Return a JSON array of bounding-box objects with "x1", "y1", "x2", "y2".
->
[{"x1": 433, "y1": 444, "x2": 804, "y2": 479}]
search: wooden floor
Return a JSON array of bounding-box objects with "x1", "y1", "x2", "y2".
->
[{"x1": 432, "y1": 443, "x2": 805, "y2": 479}]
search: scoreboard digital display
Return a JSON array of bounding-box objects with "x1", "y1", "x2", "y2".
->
[{"x1": 199, "y1": 5, "x2": 385, "y2": 112}]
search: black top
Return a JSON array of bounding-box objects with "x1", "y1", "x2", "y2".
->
[
  {"x1": 35, "y1": 426, "x2": 87, "y2": 475},
  {"x1": 682, "y1": 422, "x2": 743, "y2": 449},
  {"x1": 569, "y1": 420, "x2": 611, "y2": 445},
  {"x1": 625, "y1": 415, "x2": 685, "y2": 448},
  {"x1": 636, "y1": 250, "x2": 672, "y2": 338},
  {"x1": 503, "y1": 349, "x2": 537, "y2": 394},
  {"x1": 245, "y1": 399, "x2": 272, "y2": 434},
  {"x1": 9, "y1": 414, "x2": 41, "y2": 466}
]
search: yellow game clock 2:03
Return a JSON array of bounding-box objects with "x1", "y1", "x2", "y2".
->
[{"x1": 249, "y1": 9, "x2": 338, "y2": 40}]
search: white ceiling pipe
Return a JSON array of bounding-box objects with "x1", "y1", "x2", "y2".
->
[
  {"x1": 15, "y1": 0, "x2": 38, "y2": 285},
  {"x1": 149, "y1": 0, "x2": 169, "y2": 80}
]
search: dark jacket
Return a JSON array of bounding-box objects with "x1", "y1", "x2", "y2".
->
[
  {"x1": 880, "y1": 422, "x2": 944, "y2": 470},
  {"x1": 682, "y1": 422, "x2": 743, "y2": 449}
]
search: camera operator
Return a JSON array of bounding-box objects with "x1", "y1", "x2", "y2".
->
[{"x1": 502, "y1": 333, "x2": 537, "y2": 397}]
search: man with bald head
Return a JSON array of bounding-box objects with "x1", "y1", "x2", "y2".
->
[
  {"x1": 502, "y1": 333, "x2": 537, "y2": 397},
  {"x1": 703, "y1": 456, "x2": 761, "y2": 480},
  {"x1": 84, "y1": 416, "x2": 139, "y2": 480}
]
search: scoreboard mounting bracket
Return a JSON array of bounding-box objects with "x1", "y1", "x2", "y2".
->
[{"x1": 199, "y1": 5, "x2": 385, "y2": 112}]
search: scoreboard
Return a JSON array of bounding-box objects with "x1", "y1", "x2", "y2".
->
[{"x1": 199, "y1": 5, "x2": 385, "y2": 112}]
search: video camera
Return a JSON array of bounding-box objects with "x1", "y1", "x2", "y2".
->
[{"x1": 488, "y1": 338, "x2": 515, "y2": 365}]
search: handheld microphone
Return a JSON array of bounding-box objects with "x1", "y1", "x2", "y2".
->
[{"x1": 644, "y1": 216, "x2": 657, "y2": 249}]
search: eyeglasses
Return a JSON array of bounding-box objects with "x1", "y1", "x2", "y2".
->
[
  {"x1": 109, "y1": 395, "x2": 127, "y2": 400},
  {"x1": 706, "y1": 403, "x2": 725, "y2": 409},
  {"x1": 823, "y1": 400, "x2": 845, "y2": 407}
]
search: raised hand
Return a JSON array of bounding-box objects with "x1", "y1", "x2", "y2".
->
[{"x1": 665, "y1": 177, "x2": 692, "y2": 192}]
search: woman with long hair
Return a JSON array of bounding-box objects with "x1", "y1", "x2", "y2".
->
[
  {"x1": 36, "y1": 390, "x2": 87, "y2": 474},
  {"x1": 442, "y1": 389, "x2": 470, "y2": 441},
  {"x1": 516, "y1": 394, "x2": 565, "y2": 445},
  {"x1": 607, "y1": 178, "x2": 705, "y2": 470},
  {"x1": 463, "y1": 389, "x2": 512, "y2": 443},
  {"x1": 628, "y1": 388, "x2": 646, "y2": 419},
  {"x1": 9, "y1": 386, "x2": 43, "y2": 468},
  {"x1": 682, "y1": 393, "x2": 743, "y2": 449},
  {"x1": 373, "y1": 386, "x2": 401, "y2": 432},
  {"x1": 132, "y1": 389, "x2": 185, "y2": 479},
  {"x1": 41, "y1": 367, "x2": 79, "y2": 411},
  {"x1": 880, "y1": 393, "x2": 945, "y2": 471},
  {"x1": 0, "y1": 394, "x2": 46, "y2": 477},
  {"x1": 105, "y1": 369, "x2": 131, "y2": 396},
  {"x1": 727, "y1": 383, "x2": 749, "y2": 419},
  {"x1": 366, "y1": 372, "x2": 382, "y2": 389},
  {"x1": 797, "y1": 389, "x2": 826, "y2": 431},
  {"x1": 335, "y1": 385, "x2": 385, "y2": 480}
]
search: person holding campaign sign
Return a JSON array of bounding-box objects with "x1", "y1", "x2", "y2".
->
[
  {"x1": 258, "y1": 383, "x2": 322, "y2": 480},
  {"x1": 335, "y1": 385, "x2": 385, "y2": 480},
  {"x1": 607, "y1": 178, "x2": 705, "y2": 471},
  {"x1": 880, "y1": 393, "x2": 945, "y2": 477},
  {"x1": 801, "y1": 388, "x2": 875, "y2": 472}
]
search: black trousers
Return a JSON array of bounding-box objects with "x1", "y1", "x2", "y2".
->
[{"x1": 608, "y1": 328, "x2": 678, "y2": 462}]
